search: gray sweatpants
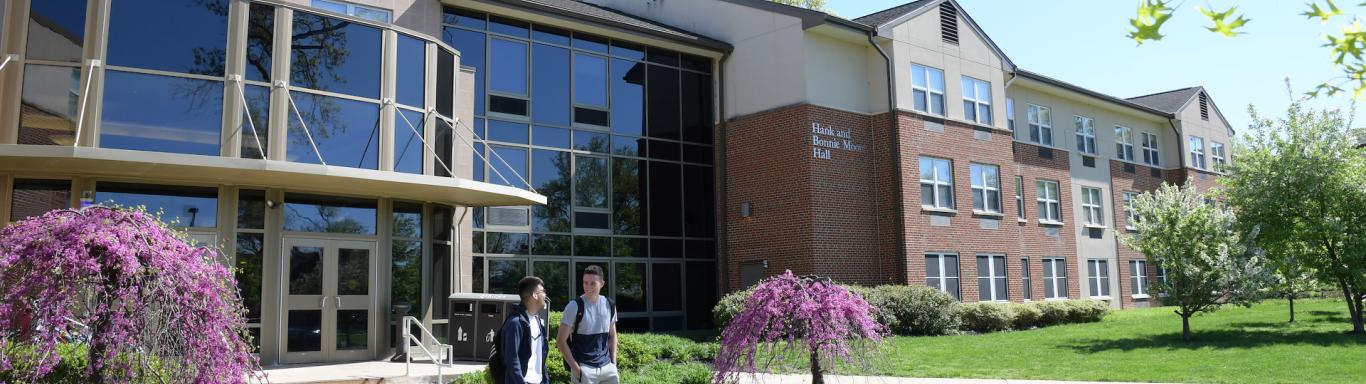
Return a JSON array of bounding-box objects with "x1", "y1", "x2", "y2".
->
[{"x1": 575, "y1": 362, "x2": 620, "y2": 384}]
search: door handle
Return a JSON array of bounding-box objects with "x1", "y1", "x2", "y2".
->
[{"x1": 320, "y1": 296, "x2": 327, "y2": 308}]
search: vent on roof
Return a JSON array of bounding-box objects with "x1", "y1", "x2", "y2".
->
[
  {"x1": 940, "y1": 3, "x2": 959, "y2": 45},
  {"x1": 1199, "y1": 92, "x2": 1209, "y2": 121}
]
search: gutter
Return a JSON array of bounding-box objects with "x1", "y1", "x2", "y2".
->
[
  {"x1": 716, "y1": 50, "x2": 732, "y2": 295},
  {"x1": 1168, "y1": 118, "x2": 1185, "y2": 171},
  {"x1": 868, "y1": 31, "x2": 904, "y2": 285}
]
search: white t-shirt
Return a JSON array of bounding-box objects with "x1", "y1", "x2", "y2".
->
[{"x1": 524, "y1": 315, "x2": 544, "y2": 383}]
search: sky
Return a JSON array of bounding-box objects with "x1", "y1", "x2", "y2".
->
[{"x1": 826, "y1": 0, "x2": 1365, "y2": 134}]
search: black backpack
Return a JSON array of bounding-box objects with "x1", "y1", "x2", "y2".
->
[
  {"x1": 564, "y1": 296, "x2": 615, "y2": 372},
  {"x1": 487, "y1": 311, "x2": 531, "y2": 384}
]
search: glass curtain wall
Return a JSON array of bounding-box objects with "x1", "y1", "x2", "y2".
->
[{"x1": 445, "y1": 8, "x2": 717, "y2": 331}]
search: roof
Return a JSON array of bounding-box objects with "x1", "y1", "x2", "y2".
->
[
  {"x1": 851, "y1": 0, "x2": 1015, "y2": 71},
  {"x1": 1127, "y1": 86, "x2": 1236, "y2": 135},
  {"x1": 853, "y1": 0, "x2": 937, "y2": 27},
  {"x1": 480, "y1": 0, "x2": 733, "y2": 52},
  {"x1": 715, "y1": 0, "x2": 872, "y2": 31},
  {"x1": 1015, "y1": 70, "x2": 1174, "y2": 118}
]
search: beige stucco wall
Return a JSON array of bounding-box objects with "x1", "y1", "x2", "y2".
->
[
  {"x1": 890, "y1": 10, "x2": 1007, "y2": 130},
  {"x1": 1173, "y1": 93, "x2": 1234, "y2": 173},
  {"x1": 804, "y1": 28, "x2": 874, "y2": 114}
]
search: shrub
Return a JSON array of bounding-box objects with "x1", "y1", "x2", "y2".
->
[
  {"x1": 1066, "y1": 300, "x2": 1112, "y2": 323},
  {"x1": 884, "y1": 285, "x2": 961, "y2": 336},
  {"x1": 955, "y1": 303, "x2": 1015, "y2": 333},
  {"x1": 712, "y1": 287, "x2": 753, "y2": 329},
  {"x1": 1035, "y1": 301, "x2": 1071, "y2": 326},
  {"x1": 623, "y1": 361, "x2": 712, "y2": 384},
  {"x1": 1010, "y1": 303, "x2": 1043, "y2": 330}
]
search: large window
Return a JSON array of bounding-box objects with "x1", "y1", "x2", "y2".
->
[
  {"x1": 1130, "y1": 260, "x2": 1149, "y2": 296},
  {"x1": 977, "y1": 255, "x2": 1007, "y2": 302},
  {"x1": 1006, "y1": 97, "x2": 1015, "y2": 132},
  {"x1": 1141, "y1": 132, "x2": 1161, "y2": 166},
  {"x1": 961, "y1": 76, "x2": 991, "y2": 124},
  {"x1": 1081, "y1": 187, "x2": 1104, "y2": 227},
  {"x1": 236, "y1": 189, "x2": 266, "y2": 351},
  {"x1": 1020, "y1": 257, "x2": 1032, "y2": 301},
  {"x1": 1189, "y1": 136, "x2": 1206, "y2": 169},
  {"x1": 1042, "y1": 258, "x2": 1068, "y2": 299},
  {"x1": 1211, "y1": 141, "x2": 1227, "y2": 170},
  {"x1": 911, "y1": 64, "x2": 946, "y2": 116},
  {"x1": 311, "y1": 0, "x2": 392, "y2": 23},
  {"x1": 1115, "y1": 126, "x2": 1135, "y2": 161},
  {"x1": 26, "y1": 0, "x2": 87, "y2": 62},
  {"x1": 1035, "y1": 179, "x2": 1061, "y2": 223},
  {"x1": 1015, "y1": 176, "x2": 1025, "y2": 219},
  {"x1": 100, "y1": 71, "x2": 224, "y2": 156},
  {"x1": 18, "y1": 65, "x2": 81, "y2": 146},
  {"x1": 920, "y1": 157, "x2": 954, "y2": 209},
  {"x1": 9, "y1": 179, "x2": 71, "y2": 222},
  {"x1": 1027, "y1": 104, "x2": 1052, "y2": 146},
  {"x1": 1122, "y1": 192, "x2": 1139, "y2": 230},
  {"x1": 1088, "y1": 259, "x2": 1111, "y2": 298},
  {"x1": 391, "y1": 203, "x2": 423, "y2": 319},
  {"x1": 282, "y1": 193, "x2": 377, "y2": 235},
  {"x1": 926, "y1": 253, "x2": 960, "y2": 300},
  {"x1": 95, "y1": 182, "x2": 218, "y2": 228},
  {"x1": 1074, "y1": 116, "x2": 1096, "y2": 154},
  {"x1": 970, "y1": 164, "x2": 1000, "y2": 214}
]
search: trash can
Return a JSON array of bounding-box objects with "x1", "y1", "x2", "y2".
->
[{"x1": 447, "y1": 293, "x2": 519, "y2": 361}]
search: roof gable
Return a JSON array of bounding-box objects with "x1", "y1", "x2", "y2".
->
[
  {"x1": 853, "y1": 0, "x2": 1014, "y2": 71},
  {"x1": 1127, "y1": 86, "x2": 1235, "y2": 135}
]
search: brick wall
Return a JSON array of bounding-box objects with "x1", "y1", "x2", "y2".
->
[{"x1": 1108, "y1": 160, "x2": 1168, "y2": 308}]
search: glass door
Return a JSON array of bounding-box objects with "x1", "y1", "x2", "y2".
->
[{"x1": 281, "y1": 238, "x2": 376, "y2": 363}]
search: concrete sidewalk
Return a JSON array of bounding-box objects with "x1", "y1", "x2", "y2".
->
[
  {"x1": 733, "y1": 373, "x2": 1165, "y2": 384},
  {"x1": 257, "y1": 360, "x2": 484, "y2": 383}
]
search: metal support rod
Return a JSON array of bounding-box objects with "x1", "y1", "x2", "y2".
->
[{"x1": 72, "y1": 59, "x2": 102, "y2": 147}]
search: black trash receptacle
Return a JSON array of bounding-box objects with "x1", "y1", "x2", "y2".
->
[{"x1": 448, "y1": 293, "x2": 519, "y2": 361}]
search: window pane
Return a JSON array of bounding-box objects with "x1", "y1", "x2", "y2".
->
[
  {"x1": 489, "y1": 38, "x2": 527, "y2": 95},
  {"x1": 444, "y1": 28, "x2": 484, "y2": 114},
  {"x1": 488, "y1": 258, "x2": 527, "y2": 295},
  {"x1": 615, "y1": 262, "x2": 647, "y2": 312},
  {"x1": 237, "y1": 189, "x2": 266, "y2": 229},
  {"x1": 96, "y1": 182, "x2": 218, "y2": 228},
  {"x1": 290, "y1": 11, "x2": 381, "y2": 98},
  {"x1": 574, "y1": 156, "x2": 609, "y2": 208},
  {"x1": 236, "y1": 233, "x2": 264, "y2": 323},
  {"x1": 574, "y1": 54, "x2": 608, "y2": 107},
  {"x1": 573, "y1": 33, "x2": 609, "y2": 53},
  {"x1": 239, "y1": 84, "x2": 271, "y2": 159},
  {"x1": 27, "y1": 0, "x2": 86, "y2": 62},
  {"x1": 286, "y1": 93, "x2": 380, "y2": 169},
  {"x1": 611, "y1": 59, "x2": 646, "y2": 135},
  {"x1": 653, "y1": 263, "x2": 683, "y2": 311},
  {"x1": 485, "y1": 232, "x2": 529, "y2": 255},
  {"x1": 436, "y1": 48, "x2": 455, "y2": 117},
  {"x1": 100, "y1": 71, "x2": 223, "y2": 156},
  {"x1": 534, "y1": 261, "x2": 571, "y2": 309},
  {"x1": 532, "y1": 149, "x2": 571, "y2": 232},
  {"x1": 396, "y1": 35, "x2": 426, "y2": 107},
  {"x1": 614, "y1": 158, "x2": 646, "y2": 235},
  {"x1": 649, "y1": 161, "x2": 682, "y2": 236},
  {"x1": 681, "y1": 71, "x2": 713, "y2": 144},
  {"x1": 487, "y1": 119, "x2": 528, "y2": 144},
  {"x1": 532, "y1": 24, "x2": 570, "y2": 45},
  {"x1": 394, "y1": 108, "x2": 425, "y2": 174},
  {"x1": 245, "y1": 3, "x2": 275, "y2": 82},
  {"x1": 282, "y1": 193, "x2": 377, "y2": 234},
  {"x1": 532, "y1": 43, "x2": 570, "y2": 125},
  {"x1": 532, "y1": 126, "x2": 571, "y2": 148},
  {"x1": 574, "y1": 131, "x2": 610, "y2": 153},
  {"x1": 488, "y1": 16, "x2": 529, "y2": 38},
  {"x1": 489, "y1": 146, "x2": 529, "y2": 189},
  {"x1": 684, "y1": 165, "x2": 715, "y2": 238},
  {"x1": 10, "y1": 179, "x2": 71, "y2": 222},
  {"x1": 433, "y1": 244, "x2": 451, "y2": 315},
  {"x1": 18, "y1": 65, "x2": 80, "y2": 145},
  {"x1": 685, "y1": 261, "x2": 717, "y2": 328},
  {"x1": 533, "y1": 234, "x2": 571, "y2": 255},
  {"x1": 647, "y1": 65, "x2": 680, "y2": 139},
  {"x1": 392, "y1": 202, "x2": 423, "y2": 238},
  {"x1": 436, "y1": 118, "x2": 455, "y2": 177},
  {"x1": 107, "y1": 0, "x2": 228, "y2": 75}
]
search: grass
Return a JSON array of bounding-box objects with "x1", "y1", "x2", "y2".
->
[{"x1": 823, "y1": 299, "x2": 1366, "y2": 383}]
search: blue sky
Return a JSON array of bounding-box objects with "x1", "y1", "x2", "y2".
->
[{"x1": 827, "y1": 1, "x2": 1363, "y2": 134}]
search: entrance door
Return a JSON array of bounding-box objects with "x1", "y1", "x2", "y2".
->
[{"x1": 282, "y1": 238, "x2": 376, "y2": 363}]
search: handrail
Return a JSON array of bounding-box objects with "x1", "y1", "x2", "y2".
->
[{"x1": 402, "y1": 315, "x2": 453, "y2": 382}]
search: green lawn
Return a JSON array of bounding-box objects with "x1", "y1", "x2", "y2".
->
[{"x1": 831, "y1": 299, "x2": 1366, "y2": 383}]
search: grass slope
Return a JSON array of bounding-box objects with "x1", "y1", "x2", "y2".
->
[{"x1": 834, "y1": 299, "x2": 1365, "y2": 383}]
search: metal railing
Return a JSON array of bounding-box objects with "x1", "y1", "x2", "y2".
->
[{"x1": 401, "y1": 315, "x2": 454, "y2": 382}]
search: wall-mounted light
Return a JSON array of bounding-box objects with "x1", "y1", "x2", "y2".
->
[
  {"x1": 739, "y1": 202, "x2": 752, "y2": 218},
  {"x1": 265, "y1": 200, "x2": 278, "y2": 209}
]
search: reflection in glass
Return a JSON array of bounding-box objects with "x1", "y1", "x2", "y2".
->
[
  {"x1": 613, "y1": 238, "x2": 646, "y2": 257},
  {"x1": 684, "y1": 165, "x2": 715, "y2": 237},
  {"x1": 246, "y1": 3, "x2": 275, "y2": 82},
  {"x1": 437, "y1": 49, "x2": 455, "y2": 117},
  {"x1": 681, "y1": 71, "x2": 714, "y2": 144},
  {"x1": 534, "y1": 261, "x2": 570, "y2": 307},
  {"x1": 396, "y1": 34, "x2": 426, "y2": 107},
  {"x1": 647, "y1": 65, "x2": 680, "y2": 139},
  {"x1": 287, "y1": 310, "x2": 322, "y2": 352},
  {"x1": 432, "y1": 205, "x2": 454, "y2": 241},
  {"x1": 394, "y1": 108, "x2": 426, "y2": 174},
  {"x1": 391, "y1": 240, "x2": 422, "y2": 318},
  {"x1": 436, "y1": 118, "x2": 454, "y2": 177},
  {"x1": 610, "y1": 59, "x2": 645, "y2": 136},
  {"x1": 488, "y1": 259, "x2": 527, "y2": 295},
  {"x1": 336, "y1": 310, "x2": 368, "y2": 350},
  {"x1": 289, "y1": 246, "x2": 323, "y2": 295},
  {"x1": 652, "y1": 263, "x2": 682, "y2": 311},
  {"x1": 615, "y1": 263, "x2": 646, "y2": 312},
  {"x1": 489, "y1": 146, "x2": 528, "y2": 189},
  {"x1": 291, "y1": 11, "x2": 381, "y2": 98},
  {"x1": 651, "y1": 238, "x2": 682, "y2": 259},
  {"x1": 286, "y1": 92, "x2": 380, "y2": 169},
  {"x1": 444, "y1": 29, "x2": 484, "y2": 114},
  {"x1": 95, "y1": 182, "x2": 218, "y2": 228},
  {"x1": 100, "y1": 71, "x2": 223, "y2": 156},
  {"x1": 575, "y1": 156, "x2": 609, "y2": 209},
  {"x1": 574, "y1": 54, "x2": 608, "y2": 107},
  {"x1": 26, "y1": 0, "x2": 86, "y2": 62},
  {"x1": 685, "y1": 261, "x2": 716, "y2": 329},
  {"x1": 432, "y1": 244, "x2": 451, "y2": 318},
  {"x1": 236, "y1": 233, "x2": 265, "y2": 323},
  {"x1": 613, "y1": 158, "x2": 645, "y2": 235},
  {"x1": 107, "y1": 0, "x2": 228, "y2": 75},
  {"x1": 489, "y1": 38, "x2": 527, "y2": 95},
  {"x1": 574, "y1": 132, "x2": 609, "y2": 153},
  {"x1": 485, "y1": 232, "x2": 529, "y2": 255},
  {"x1": 238, "y1": 189, "x2": 266, "y2": 229},
  {"x1": 532, "y1": 44, "x2": 570, "y2": 125},
  {"x1": 489, "y1": 15, "x2": 530, "y2": 38},
  {"x1": 487, "y1": 120, "x2": 528, "y2": 144},
  {"x1": 532, "y1": 149, "x2": 571, "y2": 232},
  {"x1": 338, "y1": 248, "x2": 369, "y2": 295},
  {"x1": 240, "y1": 85, "x2": 271, "y2": 159},
  {"x1": 10, "y1": 179, "x2": 71, "y2": 222},
  {"x1": 533, "y1": 234, "x2": 571, "y2": 255},
  {"x1": 392, "y1": 202, "x2": 423, "y2": 238},
  {"x1": 532, "y1": 126, "x2": 570, "y2": 148},
  {"x1": 18, "y1": 65, "x2": 80, "y2": 146},
  {"x1": 283, "y1": 194, "x2": 377, "y2": 234},
  {"x1": 649, "y1": 162, "x2": 681, "y2": 236},
  {"x1": 574, "y1": 236, "x2": 609, "y2": 257}
]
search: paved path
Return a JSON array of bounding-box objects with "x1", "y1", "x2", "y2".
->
[{"x1": 257, "y1": 360, "x2": 484, "y2": 383}]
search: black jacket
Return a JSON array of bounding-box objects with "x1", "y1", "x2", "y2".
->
[{"x1": 500, "y1": 305, "x2": 549, "y2": 384}]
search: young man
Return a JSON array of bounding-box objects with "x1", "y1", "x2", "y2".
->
[
  {"x1": 499, "y1": 276, "x2": 549, "y2": 384},
  {"x1": 556, "y1": 265, "x2": 619, "y2": 384}
]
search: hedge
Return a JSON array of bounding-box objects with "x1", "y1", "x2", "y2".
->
[{"x1": 958, "y1": 300, "x2": 1112, "y2": 333}]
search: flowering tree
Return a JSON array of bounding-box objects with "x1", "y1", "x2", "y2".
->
[
  {"x1": 0, "y1": 207, "x2": 262, "y2": 383},
  {"x1": 714, "y1": 271, "x2": 883, "y2": 384}
]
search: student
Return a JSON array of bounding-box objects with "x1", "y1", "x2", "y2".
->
[
  {"x1": 498, "y1": 276, "x2": 549, "y2": 384},
  {"x1": 556, "y1": 265, "x2": 619, "y2": 384}
]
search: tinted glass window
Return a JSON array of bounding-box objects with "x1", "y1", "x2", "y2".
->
[
  {"x1": 240, "y1": 84, "x2": 271, "y2": 159},
  {"x1": 100, "y1": 71, "x2": 223, "y2": 156},
  {"x1": 286, "y1": 93, "x2": 380, "y2": 169},
  {"x1": 610, "y1": 59, "x2": 645, "y2": 136},
  {"x1": 613, "y1": 158, "x2": 645, "y2": 235},
  {"x1": 651, "y1": 238, "x2": 682, "y2": 259},
  {"x1": 684, "y1": 165, "x2": 714, "y2": 238},
  {"x1": 575, "y1": 236, "x2": 610, "y2": 256},
  {"x1": 391, "y1": 239, "x2": 422, "y2": 317},
  {"x1": 489, "y1": 146, "x2": 528, "y2": 189},
  {"x1": 574, "y1": 156, "x2": 609, "y2": 209},
  {"x1": 282, "y1": 193, "x2": 377, "y2": 234},
  {"x1": 436, "y1": 118, "x2": 454, "y2": 177},
  {"x1": 487, "y1": 120, "x2": 528, "y2": 144},
  {"x1": 10, "y1": 179, "x2": 71, "y2": 222},
  {"x1": 532, "y1": 126, "x2": 570, "y2": 148},
  {"x1": 96, "y1": 182, "x2": 218, "y2": 228},
  {"x1": 27, "y1": 0, "x2": 86, "y2": 62},
  {"x1": 534, "y1": 234, "x2": 571, "y2": 255},
  {"x1": 648, "y1": 161, "x2": 681, "y2": 236},
  {"x1": 394, "y1": 108, "x2": 425, "y2": 174},
  {"x1": 489, "y1": 38, "x2": 527, "y2": 95},
  {"x1": 685, "y1": 261, "x2": 716, "y2": 328},
  {"x1": 532, "y1": 25, "x2": 570, "y2": 45},
  {"x1": 237, "y1": 189, "x2": 266, "y2": 229},
  {"x1": 488, "y1": 16, "x2": 529, "y2": 38},
  {"x1": 682, "y1": 144, "x2": 712, "y2": 165},
  {"x1": 488, "y1": 258, "x2": 527, "y2": 294},
  {"x1": 245, "y1": 3, "x2": 275, "y2": 82},
  {"x1": 436, "y1": 49, "x2": 455, "y2": 117},
  {"x1": 532, "y1": 149, "x2": 571, "y2": 232},
  {"x1": 680, "y1": 53, "x2": 711, "y2": 73},
  {"x1": 647, "y1": 48, "x2": 680, "y2": 66},
  {"x1": 444, "y1": 29, "x2": 484, "y2": 114},
  {"x1": 680, "y1": 71, "x2": 713, "y2": 144},
  {"x1": 647, "y1": 65, "x2": 680, "y2": 139},
  {"x1": 614, "y1": 237, "x2": 646, "y2": 257},
  {"x1": 613, "y1": 135, "x2": 643, "y2": 157},
  {"x1": 574, "y1": 131, "x2": 609, "y2": 154},
  {"x1": 107, "y1": 0, "x2": 228, "y2": 75},
  {"x1": 531, "y1": 43, "x2": 570, "y2": 125},
  {"x1": 445, "y1": 8, "x2": 486, "y2": 29},
  {"x1": 573, "y1": 34, "x2": 608, "y2": 53},
  {"x1": 615, "y1": 262, "x2": 647, "y2": 312},
  {"x1": 18, "y1": 65, "x2": 80, "y2": 145},
  {"x1": 486, "y1": 232, "x2": 529, "y2": 255},
  {"x1": 574, "y1": 54, "x2": 608, "y2": 107},
  {"x1": 652, "y1": 263, "x2": 682, "y2": 311},
  {"x1": 396, "y1": 35, "x2": 426, "y2": 107},
  {"x1": 610, "y1": 41, "x2": 645, "y2": 61},
  {"x1": 236, "y1": 233, "x2": 264, "y2": 323},
  {"x1": 533, "y1": 260, "x2": 571, "y2": 308},
  {"x1": 290, "y1": 12, "x2": 381, "y2": 98},
  {"x1": 392, "y1": 202, "x2": 423, "y2": 238}
]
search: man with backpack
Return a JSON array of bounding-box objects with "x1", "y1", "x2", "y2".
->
[
  {"x1": 490, "y1": 276, "x2": 549, "y2": 384},
  {"x1": 556, "y1": 265, "x2": 619, "y2": 384}
]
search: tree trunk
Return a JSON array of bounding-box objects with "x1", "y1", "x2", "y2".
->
[
  {"x1": 810, "y1": 345, "x2": 824, "y2": 384},
  {"x1": 1338, "y1": 280, "x2": 1363, "y2": 333},
  {"x1": 1181, "y1": 314, "x2": 1192, "y2": 342},
  {"x1": 1288, "y1": 296, "x2": 1296, "y2": 323}
]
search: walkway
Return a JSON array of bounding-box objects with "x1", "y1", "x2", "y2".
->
[{"x1": 258, "y1": 360, "x2": 484, "y2": 384}]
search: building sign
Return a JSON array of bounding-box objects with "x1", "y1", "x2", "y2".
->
[{"x1": 811, "y1": 122, "x2": 864, "y2": 159}]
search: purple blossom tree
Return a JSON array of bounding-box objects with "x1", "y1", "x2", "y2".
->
[
  {"x1": 0, "y1": 207, "x2": 263, "y2": 383},
  {"x1": 714, "y1": 270, "x2": 884, "y2": 384}
]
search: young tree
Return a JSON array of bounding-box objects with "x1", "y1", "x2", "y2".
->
[
  {"x1": 1223, "y1": 103, "x2": 1366, "y2": 333},
  {"x1": 1120, "y1": 183, "x2": 1268, "y2": 342},
  {"x1": 713, "y1": 271, "x2": 883, "y2": 384}
]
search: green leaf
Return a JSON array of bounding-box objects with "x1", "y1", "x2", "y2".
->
[
  {"x1": 1200, "y1": 6, "x2": 1251, "y2": 37},
  {"x1": 1127, "y1": 0, "x2": 1175, "y2": 45},
  {"x1": 1302, "y1": 1, "x2": 1344, "y2": 22}
]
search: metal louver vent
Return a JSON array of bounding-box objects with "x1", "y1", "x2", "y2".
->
[
  {"x1": 1199, "y1": 92, "x2": 1209, "y2": 120},
  {"x1": 940, "y1": 3, "x2": 959, "y2": 45}
]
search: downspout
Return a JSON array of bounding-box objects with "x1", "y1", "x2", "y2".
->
[
  {"x1": 868, "y1": 31, "x2": 904, "y2": 285},
  {"x1": 1168, "y1": 118, "x2": 1184, "y2": 173},
  {"x1": 716, "y1": 50, "x2": 731, "y2": 296}
]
